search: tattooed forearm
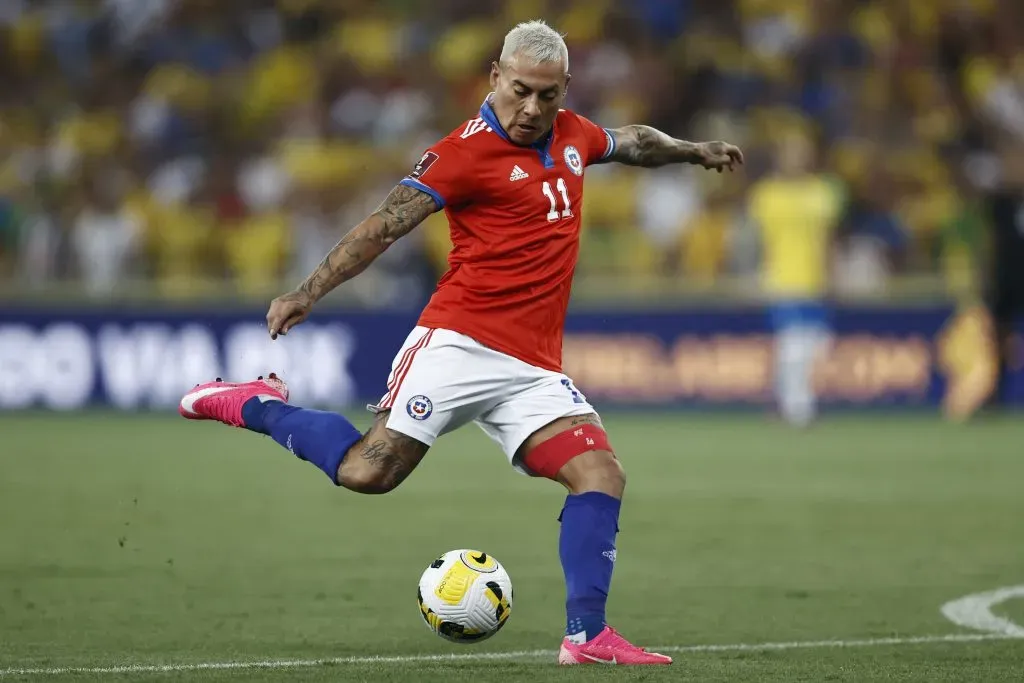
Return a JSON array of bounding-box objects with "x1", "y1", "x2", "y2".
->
[
  {"x1": 297, "y1": 184, "x2": 437, "y2": 303},
  {"x1": 605, "y1": 125, "x2": 702, "y2": 168}
]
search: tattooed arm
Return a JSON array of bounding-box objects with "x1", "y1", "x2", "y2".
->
[
  {"x1": 299, "y1": 184, "x2": 436, "y2": 302},
  {"x1": 604, "y1": 125, "x2": 744, "y2": 172},
  {"x1": 266, "y1": 184, "x2": 437, "y2": 338}
]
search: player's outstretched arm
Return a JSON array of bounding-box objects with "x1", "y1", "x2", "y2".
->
[
  {"x1": 604, "y1": 125, "x2": 743, "y2": 173},
  {"x1": 266, "y1": 184, "x2": 436, "y2": 339}
]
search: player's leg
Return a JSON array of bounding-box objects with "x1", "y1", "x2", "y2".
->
[
  {"x1": 520, "y1": 413, "x2": 623, "y2": 637},
  {"x1": 255, "y1": 326, "x2": 488, "y2": 490},
  {"x1": 772, "y1": 302, "x2": 828, "y2": 427},
  {"x1": 775, "y1": 324, "x2": 814, "y2": 425},
  {"x1": 181, "y1": 327, "x2": 454, "y2": 493},
  {"x1": 179, "y1": 374, "x2": 429, "y2": 493},
  {"x1": 477, "y1": 378, "x2": 670, "y2": 665},
  {"x1": 245, "y1": 398, "x2": 429, "y2": 494}
]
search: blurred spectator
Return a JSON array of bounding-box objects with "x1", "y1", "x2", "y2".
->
[
  {"x1": 69, "y1": 165, "x2": 141, "y2": 296},
  {"x1": 833, "y1": 170, "x2": 909, "y2": 296},
  {"x1": 0, "y1": 0, "x2": 1020, "y2": 304},
  {"x1": 987, "y1": 147, "x2": 1024, "y2": 404},
  {"x1": 0, "y1": 197, "x2": 20, "y2": 277},
  {"x1": 678, "y1": 182, "x2": 742, "y2": 284}
]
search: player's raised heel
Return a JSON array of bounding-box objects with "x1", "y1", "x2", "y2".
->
[
  {"x1": 179, "y1": 374, "x2": 289, "y2": 427},
  {"x1": 557, "y1": 626, "x2": 673, "y2": 665}
]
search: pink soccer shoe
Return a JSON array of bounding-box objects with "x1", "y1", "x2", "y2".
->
[
  {"x1": 179, "y1": 374, "x2": 289, "y2": 427},
  {"x1": 558, "y1": 626, "x2": 673, "y2": 666}
]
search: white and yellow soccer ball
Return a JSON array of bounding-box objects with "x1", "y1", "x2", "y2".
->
[{"x1": 417, "y1": 549, "x2": 513, "y2": 643}]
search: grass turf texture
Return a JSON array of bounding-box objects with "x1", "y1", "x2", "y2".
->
[{"x1": 0, "y1": 412, "x2": 1022, "y2": 681}]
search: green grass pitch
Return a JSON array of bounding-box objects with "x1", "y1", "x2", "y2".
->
[{"x1": 1, "y1": 411, "x2": 1022, "y2": 681}]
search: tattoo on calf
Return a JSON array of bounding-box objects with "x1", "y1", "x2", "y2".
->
[{"x1": 358, "y1": 432, "x2": 424, "y2": 487}]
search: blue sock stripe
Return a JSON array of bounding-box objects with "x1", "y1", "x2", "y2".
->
[
  {"x1": 242, "y1": 398, "x2": 361, "y2": 485},
  {"x1": 559, "y1": 491, "x2": 621, "y2": 642}
]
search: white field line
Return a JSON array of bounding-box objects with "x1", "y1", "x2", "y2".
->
[
  {"x1": 941, "y1": 585, "x2": 1024, "y2": 637},
  {"x1": 0, "y1": 633, "x2": 1018, "y2": 678}
]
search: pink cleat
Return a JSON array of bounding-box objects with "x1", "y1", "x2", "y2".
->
[
  {"x1": 558, "y1": 626, "x2": 673, "y2": 666},
  {"x1": 179, "y1": 374, "x2": 289, "y2": 427}
]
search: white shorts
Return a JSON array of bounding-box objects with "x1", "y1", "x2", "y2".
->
[{"x1": 369, "y1": 326, "x2": 596, "y2": 474}]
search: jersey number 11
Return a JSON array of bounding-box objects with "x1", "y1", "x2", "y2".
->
[{"x1": 541, "y1": 178, "x2": 573, "y2": 222}]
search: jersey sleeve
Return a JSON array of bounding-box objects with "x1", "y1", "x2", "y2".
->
[
  {"x1": 399, "y1": 139, "x2": 473, "y2": 211},
  {"x1": 574, "y1": 113, "x2": 616, "y2": 166}
]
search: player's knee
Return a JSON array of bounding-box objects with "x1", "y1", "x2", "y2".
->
[
  {"x1": 337, "y1": 457, "x2": 402, "y2": 494},
  {"x1": 521, "y1": 416, "x2": 624, "y2": 496},
  {"x1": 336, "y1": 423, "x2": 428, "y2": 495},
  {"x1": 556, "y1": 450, "x2": 626, "y2": 497}
]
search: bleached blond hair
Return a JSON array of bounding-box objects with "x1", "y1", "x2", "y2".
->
[{"x1": 499, "y1": 20, "x2": 568, "y2": 71}]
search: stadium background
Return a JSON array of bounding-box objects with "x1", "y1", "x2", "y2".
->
[
  {"x1": 2, "y1": 0, "x2": 1023, "y2": 416},
  {"x1": 2, "y1": 3, "x2": 1024, "y2": 680}
]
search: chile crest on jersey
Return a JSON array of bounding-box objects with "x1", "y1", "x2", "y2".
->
[{"x1": 563, "y1": 145, "x2": 583, "y2": 176}]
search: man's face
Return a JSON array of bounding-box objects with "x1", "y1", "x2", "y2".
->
[
  {"x1": 489, "y1": 55, "x2": 569, "y2": 146},
  {"x1": 777, "y1": 133, "x2": 813, "y2": 176}
]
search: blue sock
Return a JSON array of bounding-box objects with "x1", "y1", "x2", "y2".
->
[
  {"x1": 559, "y1": 491, "x2": 621, "y2": 643},
  {"x1": 241, "y1": 398, "x2": 361, "y2": 485}
]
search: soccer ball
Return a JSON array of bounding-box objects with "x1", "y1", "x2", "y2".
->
[{"x1": 417, "y1": 549, "x2": 513, "y2": 644}]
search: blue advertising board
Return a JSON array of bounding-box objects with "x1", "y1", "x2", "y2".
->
[{"x1": 0, "y1": 306, "x2": 1019, "y2": 411}]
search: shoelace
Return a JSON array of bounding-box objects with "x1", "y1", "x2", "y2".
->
[
  {"x1": 192, "y1": 372, "x2": 280, "y2": 388},
  {"x1": 603, "y1": 628, "x2": 649, "y2": 653}
]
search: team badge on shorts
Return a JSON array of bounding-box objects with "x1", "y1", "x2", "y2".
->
[
  {"x1": 563, "y1": 145, "x2": 583, "y2": 176},
  {"x1": 406, "y1": 395, "x2": 433, "y2": 420}
]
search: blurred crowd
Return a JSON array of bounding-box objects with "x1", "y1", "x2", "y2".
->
[{"x1": 1, "y1": 0, "x2": 1023, "y2": 306}]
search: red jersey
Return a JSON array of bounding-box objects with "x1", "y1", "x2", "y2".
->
[{"x1": 400, "y1": 96, "x2": 615, "y2": 372}]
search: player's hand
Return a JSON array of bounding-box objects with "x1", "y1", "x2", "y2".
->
[
  {"x1": 695, "y1": 141, "x2": 744, "y2": 173},
  {"x1": 266, "y1": 290, "x2": 314, "y2": 340}
]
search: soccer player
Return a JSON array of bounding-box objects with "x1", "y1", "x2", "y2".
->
[
  {"x1": 181, "y1": 20, "x2": 742, "y2": 665},
  {"x1": 748, "y1": 131, "x2": 842, "y2": 427}
]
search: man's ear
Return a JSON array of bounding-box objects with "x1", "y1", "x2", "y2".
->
[{"x1": 490, "y1": 61, "x2": 500, "y2": 89}]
